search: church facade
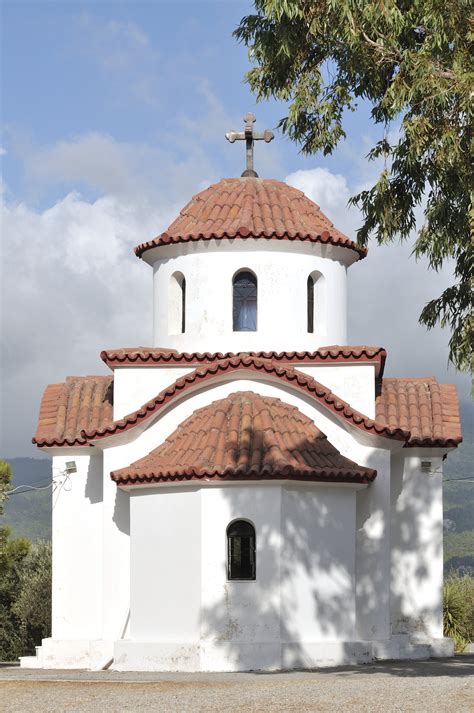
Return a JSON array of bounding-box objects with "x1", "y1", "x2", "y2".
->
[{"x1": 24, "y1": 119, "x2": 462, "y2": 671}]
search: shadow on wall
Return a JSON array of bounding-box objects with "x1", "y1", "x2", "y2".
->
[
  {"x1": 390, "y1": 453, "x2": 444, "y2": 637},
  {"x1": 197, "y1": 424, "x2": 370, "y2": 670},
  {"x1": 197, "y1": 426, "x2": 444, "y2": 668}
]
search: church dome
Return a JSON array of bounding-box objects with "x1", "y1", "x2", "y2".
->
[{"x1": 134, "y1": 177, "x2": 366, "y2": 259}]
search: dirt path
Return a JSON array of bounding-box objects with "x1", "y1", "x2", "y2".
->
[{"x1": 1, "y1": 656, "x2": 473, "y2": 712}]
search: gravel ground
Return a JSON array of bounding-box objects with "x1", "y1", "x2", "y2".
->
[{"x1": 0, "y1": 656, "x2": 473, "y2": 712}]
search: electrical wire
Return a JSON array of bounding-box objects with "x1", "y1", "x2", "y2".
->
[
  {"x1": 6, "y1": 481, "x2": 56, "y2": 496},
  {"x1": 444, "y1": 476, "x2": 474, "y2": 482}
]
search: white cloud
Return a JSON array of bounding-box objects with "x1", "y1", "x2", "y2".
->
[
  {"x1": 286, "y1": 167, "x2": 356, "y2": 235},
  {"x1": 0, "y1": 189, "x2": 170, "y2": 456}
]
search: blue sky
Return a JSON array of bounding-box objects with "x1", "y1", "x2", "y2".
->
[
  {"x1": 2, "y1": 0, "x2": 376, "y2": 204},
  {"x1": 1, "y1": 1, "x2": 470, "y2": 456}
]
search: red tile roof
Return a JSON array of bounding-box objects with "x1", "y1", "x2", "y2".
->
[
  {"x1": 376, "y1": 378, "x2": 462, "y2": 447},
  {"x1": 82, "y1": 356, "x2": 408, "y2": 442},
  {"x1": 134, "y1": 178, "x2": 367, "y2": 260},
  {"x1": 33, "y1": 366, "x2": 461, "y2": 452},
  {"x1": 101, "y1": 345, "x2": 386, "y2": 377},
  {"x1": 33, "y1": 376, "x2": 113, "y2": 447},
  {"x1": 110, "y1": 392, "x2": 377, "y2": 486}
]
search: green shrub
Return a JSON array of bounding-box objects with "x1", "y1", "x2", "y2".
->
[
  {"x1": 0, "y1": 528, "x2": 51, "y2": 661},
  {"x1": 443, "y1": 573, "x2": 474, "y2": 651}
]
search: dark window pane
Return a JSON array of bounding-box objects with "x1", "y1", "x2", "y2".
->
[
  {"x1": 233, "y1": 271, "x2": 257, "y2": 331},
  {"x1": 227, "y1": 520, "x2": 256, "y2": 580},
  {"x1": 181, "y1": 278, "x2": 186, "y2": 333},
  {"x1": 307, "y1": 275, "x2": 314, "y2": 333}
]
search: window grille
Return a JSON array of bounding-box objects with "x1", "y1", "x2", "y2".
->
[{"x1": 227, "y1": 520, "x2": 256, "y2": 580}]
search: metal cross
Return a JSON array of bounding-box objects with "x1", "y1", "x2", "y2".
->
[{"x1": 225, "y1": 112, "x2": 274, "y2": 177}]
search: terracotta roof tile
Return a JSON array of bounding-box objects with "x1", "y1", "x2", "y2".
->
[
  {"x1": 134, "y1": 178, "x2": 367, "y2": 259},
  {"x1": 83, "y1": 356, "x2": 407, "y2": 443},
  {"x1": 376, "y1": 378, "x2": 462, "y2": 448},
  {"x1": 100, "y1": 345, "x2": 387, "y2": 376},
  {"x1": 110, "y1": 392, "x2": 377, "y2": 486},
  {"x1": 33, "y1": 376, "x2": 113, "y2": 447},
  {"x1": 34, "y1": 365, "x2": 462, "y2": 451}
]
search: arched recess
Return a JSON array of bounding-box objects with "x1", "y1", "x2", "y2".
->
[
  {"x1": 307, "y1": 270, "x2": 326, "y2": 335},
  {"x1": 169, "y1": 271, "x2": 186, "y2": 334},
  {"x1": 226, "y1": 519, "x2": 256, "y2": 580},
  {"x1": 233, "y1": 269, "x2": 257, "y2": 332}
]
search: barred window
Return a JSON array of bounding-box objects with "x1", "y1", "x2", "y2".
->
[{"x1": 227, "y1": 520, "x2": 256, "y2": 580}]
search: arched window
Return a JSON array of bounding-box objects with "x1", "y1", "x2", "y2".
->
[
  {"x1": 180, "y1": 277, "x2": 186, "y2": 333},
  {"x1": 307, "y1": 275, "x2": 314, "y2": 333},
  {"x1": 233, "y1": 270, "x2": 257, "y2": 332},
  {"x1": 227, "y1": 520, "x2": 256, "y2": 580},
  {"x1": 307, "y1": 270, "x2": 326, "y2": 335},
  {"x1": 169, "y1": 272, "x2": 186, "y2": 334}
]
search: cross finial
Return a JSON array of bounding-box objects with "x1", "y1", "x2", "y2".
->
[{"x1": 225, "y1": 112, "x2": 274, "y2": 177}]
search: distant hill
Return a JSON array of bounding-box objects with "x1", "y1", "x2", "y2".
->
[
  {"x1": 443, "y1": 400, "x2": 474, "y2": 573},
  {"x1": 2, "y1": 400, "x2": 472, "y2": 571},
  {"x1": 2, "y1": 457, "x2": 52, "y2": 541}
]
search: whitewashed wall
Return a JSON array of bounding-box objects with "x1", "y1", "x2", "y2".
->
[
  {"x1": 51, "y1": 452, "x2": 103, "y2": 641},
  {"x1": 390, "y1": 453, "x2": 444, "y2": 639},
  {"x1": 112, "y1": 363, "x2": 376, "y2": 424},
  {"x1": 148, "y1": 240, "x2": 353, "y2": 353},
  {"x1": 117, "y1": 482, "x2": 359, "y2": 672}
]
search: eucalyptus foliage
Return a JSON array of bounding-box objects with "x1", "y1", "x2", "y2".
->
[{"x1": 235, "y1": 0, "x2": 473, "y2": 370}]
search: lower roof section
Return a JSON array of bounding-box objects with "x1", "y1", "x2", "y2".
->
[
  {"x1": 376, "y1": 378, "x2": 462, "y2": 448},
  {"x1": 110, "y1": 391, "x2": 377, "y2": 487}
]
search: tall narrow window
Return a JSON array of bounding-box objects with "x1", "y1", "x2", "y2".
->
[
  {"x1": 233, "y1": 270, "x2": 257, "y2": 332},
  {"x1": 169, "y1": 271, "x2": 186, "y2": 334},
  {"x1": 307, "y1": 275, "x2": 314, "y2": 333},
  {"x1": 227, "y1": 520, "x2": 256, "y2": 580},
  {"x1": 307, "y1": 270, "x2": 326, "y2": 335},
  {"x1": 180, "y1": 277, "x2": 186, "y2": 333}
]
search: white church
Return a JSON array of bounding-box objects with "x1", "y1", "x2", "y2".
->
[{"x1": 25, "y1": 115, "x2": 462, "y2": 671}]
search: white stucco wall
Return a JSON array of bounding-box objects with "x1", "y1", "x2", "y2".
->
[
  {"x1": 101, "y1": 448, "x2": 131, "y2": 643},
  {"x1": 390, "y1": 453, "x2": 444, "y2": 638},
  {"x1": 355, "y1": 447, "x2": 392, "y2": 641},
  {"x1": 124, "y1": 482, "x2": 358, "y2": 672},
  {"x1": 51, "y1": 453, "x2": 103, "y2": 640},
  {"x1": 281, "y1": 486, "x2": 357, "y2": 645},
  {"x1": 149, "y1": 240, "x2": 352, "y2": 353},
  {"x1": 130, "y1": 487, "x2": 201, "y2": 642},
  {"x1": 112, "y1": 363, "x2": 376, "y2": 423}
]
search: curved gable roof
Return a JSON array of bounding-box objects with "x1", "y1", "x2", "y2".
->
[
  {"x1": 111, "y1": 391, "x2": 377, "y2": 486},
  {"x1": 32, "y1": 362, "x2": 462, "y2": 450},
  {"x1": 82, "y1": 356, "x2": 408, "y2": 442}
]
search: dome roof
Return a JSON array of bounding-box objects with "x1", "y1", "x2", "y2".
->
[{"x1": 135, "y1": 177, "x2": 367, "y2": 259}]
